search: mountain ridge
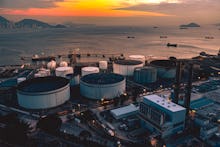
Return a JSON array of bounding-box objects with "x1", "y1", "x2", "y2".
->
[{"x1": 0, "y1": 16, "x2": 66, "y2": 29}]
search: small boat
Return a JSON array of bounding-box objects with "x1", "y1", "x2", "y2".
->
[
  {"x1": 167, "y1": 43, "x2": 177, "y2": 47},
  {"x1": 153, "y1": 26, "x2": 158, "y2": 29},
  {"x1": 32, "y1": 54, "x2": 55, "y2": 61},
  {"x1": 205, "y1": 36, "x2": 214, "y2": 39},
  {"x1": 160, "y1": 35, "x2": 168, "y2": 38},
  {"x1": 127, "y1": 36, "x2": 135, "y2": 39}
]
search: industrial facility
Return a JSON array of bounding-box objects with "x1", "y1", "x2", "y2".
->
[
  {"x1": 113, "y1": 60, "x2": 144, "y2": 76},
  {"x1": 17, "y1": 76, "x2": 70, "y2": 109},
  {"x1": 80, "y1": 73, "x2": 125, "y2": 100},
  {"x1": 150, "y1": 60, "x2": 176, "y2": 79},
  {"x1": 139, "y1": 95, "x2": 186, "y2": 138},
  {"x1": 134, "y1": 66, "x2": 157, "y2": 84}
]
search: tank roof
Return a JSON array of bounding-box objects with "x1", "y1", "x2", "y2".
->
[
  {"x1": 82, "y1": 67, "x2": 99, "y2": 71},
  {"x1": 135, "y1": 66, "x2": 156, "y2": 70},
  {"x1": 56, "y1": 66, "x2": 73, "y2": 71},
  {"x1": 114, "y1": 60, "x2": 143, "y2": 65},
  {"x1": 17, "y1": 76, "x2": 69, "y2": 93},
  {"x1": 150, "y1": 60, "x2": 176, "y2": 68},
  {"x1": 81, "y1": 73, "x2": 124, "y2": 84},
  {"x1": 129, "y1": 55, "x2": 145, "y2": 58}
]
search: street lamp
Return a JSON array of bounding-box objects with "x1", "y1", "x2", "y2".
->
[{"x1": 78, "y1": 104, "x2": 81, "y2": 111}]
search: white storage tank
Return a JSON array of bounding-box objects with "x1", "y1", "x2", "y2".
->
[
  {"x1": 113, "y1": 60, "x2": 144, "y2": 76},
  {"x1": 59, "y1": 61, "x2": 68, "y2": 67},
  {"x1": 17, "y1": 76, "x2": 70, "y2": 109},
  {"x1": 99, "y1": 61, "x2": 108, "y2": 70},
  {"x1": 134, "y1": 66, "x2": 157, "y2": 84},
  {"x1": 65, "y1": 73, "x2": 80, "y2": 86},
  {"x1": 81, "y1": 67, "x2": 99, "y2": 77},
  {"x1": 47, "y1": 60, "x2": 56, "y2": 70},
  {"x1": 80, "y1": 73, "x2": 126, "y2": 100},
  {"x1": 129, "y1": 55, "x2": 146, "y2": 65},
  {"x1": 55, "y1": 66, "x2": 73, "y2": 77},
  {"x1": 150, "y1": 60, "x2": 176, "y2": 79}
]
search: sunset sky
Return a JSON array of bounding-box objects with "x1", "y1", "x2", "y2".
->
[{"x1": 0, "y1": 0, "x2": 219, "y2": 25}]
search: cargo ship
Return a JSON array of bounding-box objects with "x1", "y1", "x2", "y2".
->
[{"x1": 32, "y1": 54, "x2": 56, "y2": 61}]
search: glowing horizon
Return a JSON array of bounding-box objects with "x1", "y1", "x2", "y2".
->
[{"x1": 0, "y1": 0, "x2": 172, "y2": 17}]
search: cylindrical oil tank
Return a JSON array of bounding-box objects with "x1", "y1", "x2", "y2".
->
[
  {"x1": 99, "y1": 61, "x2": 108, "y2": 70},
  {"x1": 59, "y1": 61, "x2": 68, "y2": 67},
  {"x1": 65, "y1": 73, "x2": 80, "y2": 86},
  {"x1": 17, "y1": 76, "x2": 70, "y2": 109},
  {"x1": 47, "y1": 60, "x2": 56, "y2": 70},
  {"x1": 113, "y1": 60, "x2": 144, "y2": 76},
  {"x1": 81, "y1": 67, "x2": 99, "y2": 77},
  {"x1": 129, "y1": 55, "x2": 146, "y2": 65},
  {"x1": 55, "y1": 66, "x2": 73, "y2": 77},
  {"x1": 150, "y1": 60, "x2": 176, "y2": 79},
  {"x1": 134, "y1": 66, "x2": 157, "y2": 84},
  {"x1": 80, "y1": 73, "x2": 126, "y2": 100}
]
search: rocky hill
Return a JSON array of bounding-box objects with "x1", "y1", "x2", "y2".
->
[
  {"x1": 180, "y1": 23, "x2": 200, "y2": 28},
  {"x1": 0, "y1": 16, "x2": 66, "y2": 29},
  {"x1": 0, "y1": 16, "x2": 14, "y2": 29}
]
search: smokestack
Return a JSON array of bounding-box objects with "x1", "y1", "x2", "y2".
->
[
  {"x1": 184, "y1": 63, "x2": 193, "y2": 115},
  {"x1": 174, "y1": 61, "x2": 182, "y2": 104}
]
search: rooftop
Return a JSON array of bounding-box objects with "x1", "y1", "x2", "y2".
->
[
  {"x1": 110, "y1": 104, "x2": 139, "y2": 117},
  {"x1": 17, "y1": 76, "x2": 69, "y2": 93},
  {"x1": 143, "y1": 95, "x2": 186, "y2": 112},
  {"x1": 150, "y1": 60, "x2": 176, "y2": 68},
  {"x1": 114, "y1": 60, "x2": 143, "y2": 65},
  {"x1": 80, "y1": 73, "x2": 125, "y2": 84}
]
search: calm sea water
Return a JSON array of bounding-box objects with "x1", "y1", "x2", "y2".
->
[{"x1": 0, "y1": 25, "x2": 219, "y2": 65}]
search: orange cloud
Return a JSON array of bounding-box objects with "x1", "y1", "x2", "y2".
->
[{"x1": 0, "y1": 0, "x2": 170, "y2": 17}]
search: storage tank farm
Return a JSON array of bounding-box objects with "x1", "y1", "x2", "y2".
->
[
  {"x1": 80, "y1": 73, "x2": 126, "y2": 100},
  {"x1": 113, "y1": 60, "x2": 144, "y2": 76},
  {"x1": 150, "y1": 60, "x2": 176, "y2": 79},
  {"x1": 17, "y1": 76, "x2": 70, "y2": 109},
  {"x1": 134, "y1": 66, "x2": 157, "y2": 84}
]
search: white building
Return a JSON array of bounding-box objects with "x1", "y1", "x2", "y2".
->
[
  {"x1": 110, "y1": 104, "x2": 139, "y2": 120},
  {"x1": 139, "y1": 95, "x2": 186, "y2": 138}
]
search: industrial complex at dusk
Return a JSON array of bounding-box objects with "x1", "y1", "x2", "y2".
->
[{"x1": 0, "y1": 49, "x2": 220, "y2": 147}]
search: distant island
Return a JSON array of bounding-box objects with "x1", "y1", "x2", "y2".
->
[
  {"x1": 179, "y1": 22, "x2": 200, "y2": 28},
  {"x1": 0, "y1": 16, "x2": 66, "y2": 29}
]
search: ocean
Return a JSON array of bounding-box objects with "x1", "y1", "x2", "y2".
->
[{"x1": 0, "y1": 25, "x2": 219, "y2": 66}]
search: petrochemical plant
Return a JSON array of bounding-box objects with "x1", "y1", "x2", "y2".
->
[{"x1": 0, "y1": 51, "x2": 220, "y2": 147}]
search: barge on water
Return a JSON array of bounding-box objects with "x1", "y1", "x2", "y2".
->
[{"x1": 32, "y1": 54, "x2": 56, "y2": 61}]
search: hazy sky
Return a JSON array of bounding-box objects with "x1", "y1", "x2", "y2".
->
[{"x1": 0, "y1": 0, "x2": 219, "y2": 26}]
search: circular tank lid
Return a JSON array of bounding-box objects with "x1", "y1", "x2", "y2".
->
[
  {"x1": 114, "y1": 60, "x2": 143, "y2": 65},
  {"x1": 135, "y1": 66, "x2": 156, "y2": 72},
  {"x1": 82, "y1": 67, "x2": 99, "y2": 71},
  {"x1": 81, "y1": 73, "x2": 124, "y2": 85},
  {"x1": 17, "y1": 76, "x2": 69, "y2": 93},
  {"x1": 56, "y1": 66, "x2": 73, "y2": 71},
  {"x1": 129, "y1": 55, "x2": 145, "y2": 59},
  {"x1": 150, "y1": 60, "x2": 176, "y2": 68}
]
